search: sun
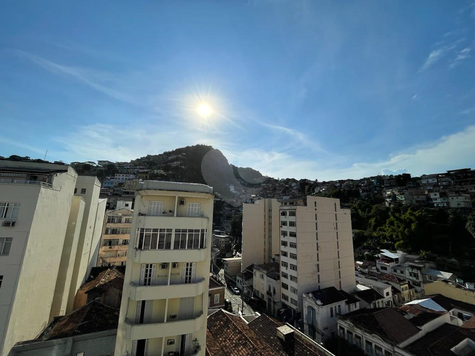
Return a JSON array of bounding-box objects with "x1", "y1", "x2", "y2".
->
[{"x1": 197, "y1": 103, "x2": 212, "y2": 117}]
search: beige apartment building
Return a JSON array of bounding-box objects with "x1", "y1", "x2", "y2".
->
[
  {"x1": 241, "y1": 198, "x2": 280, "y2": 270},
  {"x1": 0, "y1": 161, "x2": 77, "y2": 356},
  {"x1": 280, "y1": 196, "x2": 355, "y2": 313},
  {"x1": 98, "y1": 208, "x2": 133, "y2": 267},
  {"x1": 115, "y1": 181, "x2": 214, "y2": 356}
]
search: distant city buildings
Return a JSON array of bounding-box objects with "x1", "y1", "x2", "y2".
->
[{"x1": 98, "y1": 208, "x2": 133, "y2": 267}]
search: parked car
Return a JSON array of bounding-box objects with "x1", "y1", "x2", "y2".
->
[{"x1": 231, "y1": 286, "x2": 241, "y2": 294}]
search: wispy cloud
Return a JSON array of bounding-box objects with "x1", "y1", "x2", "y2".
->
[
  {"x1": 232, "y1": 125, "x2": 475, "y2": 180},
  {"x1": 9, "y1": 50, "x2": 141, "y2": 105},
  {"x1": 0, "y1": 136, "x2": 46, "y2": 156},
  {"x1": 450, "y1": 47, "x2": 471, "y2": 69},
  {"x1": 461, "y1": 107, "x2": 475, "y2": 115},
  {"x1": 419, "y1": 42, "x2": 460, "y2": 72},
  {"x1": 259, "y1": 122, "x2": 329, "y2": 155}
]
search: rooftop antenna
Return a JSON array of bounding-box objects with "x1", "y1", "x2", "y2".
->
[{"x1": 44, "y1": 150, "x2": 48, "y2": 161}]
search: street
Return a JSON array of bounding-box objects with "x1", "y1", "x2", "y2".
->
[{"x1": 214, "y1": 268, "x2": 255, "y2": 315}]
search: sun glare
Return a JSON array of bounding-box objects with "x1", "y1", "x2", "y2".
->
[{"x1": 197, "y1": 103, "x2": 212, "y2": 117}]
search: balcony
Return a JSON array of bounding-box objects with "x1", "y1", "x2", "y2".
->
[
  {"x1": 124, "y1": 312, "x2": 204, "y2": 340},
  {"x1": 136, "y1": 215, "x2": 209, "y2": 230},
  {"x1": 129, "y1": 278, "x2": 205, "y2": 300},
  {"x1": 0, "y1": 179, "x2": 54, "y2": 189},
  {"x1": 132, "y1": 248, "x2": 208, "y2": 263}
]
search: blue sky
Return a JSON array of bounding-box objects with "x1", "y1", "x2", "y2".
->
[{"x1": 1, "y1": 1, "x2": 475, "y2": 180}]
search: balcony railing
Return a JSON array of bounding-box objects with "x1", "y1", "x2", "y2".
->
[{"x1": 0, "y1": 179, "x2": 54, "y2": 189}]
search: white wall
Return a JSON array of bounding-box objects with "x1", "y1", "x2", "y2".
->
[{"x1": 1, "y1": 167, "x2": 77, "y2": 356}]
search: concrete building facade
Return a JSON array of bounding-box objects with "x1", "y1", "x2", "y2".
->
[
  {"x1": 280, "y1": 196, "x2": 356, "y2": 313},
  {"x1": 241, "y1": 199, "x2": 281, "y2": 271},
  {"x1": 0, "y1": 161, "x2": 77, "y2": 356},
  {"x1": 115, "y1": 181, "x2": 214, "y2": 356},
  {"x1": 98, "y1": 208, "x2": 133, "y2": 267}
]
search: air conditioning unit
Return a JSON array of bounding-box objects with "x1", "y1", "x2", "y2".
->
[
  {"x1": 2, "y1": 221, "x2": 16, "y2": 227},
  {"x1": 179, "y1": 199, "x2": 186, "y2": 205},
  {"x1": 172, "y1": 262, "x2": 178, "y2": 268}
]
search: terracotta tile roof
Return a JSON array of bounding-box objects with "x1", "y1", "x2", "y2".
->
[
  {"x1": 340, "y1": 308, "x2": 419, "y2": 344},
  {"x1": 209, "y1": 276, "x2": 225, "y2": 290},
  {"x1": 248, "y1": 314, "x2": 331, "y2": 356},
  {"x1": 80, "y1": 268, "x2": 124, "y2": 293},
  {"x1": 206, "y1": 310, "x2": 284, "y2": 356},
  {"x1": 206, "y1": 310, "x2": 333, "y2": 356},
  {"x1": 404, "y1": 323, "x2": 475, "y2": 356},
  {"x1": 35, "y1": 301, "x2": 119, "y2": 341}
]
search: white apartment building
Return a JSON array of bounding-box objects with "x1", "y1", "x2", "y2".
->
[
  {"x1": 0, "y1": 161, "x2": 77, "y2": 356},
  {"x1": 67, "y1": 176, "x2": 106, "y2": 313},
  {"x1": 303, "y1": 286, "x2": 360, "y2": 343},
  {"x1": 98, "y1": 208, "x2": 133, "y2": 267},
  {"x1": 280, "y1": 196, "x2": 356, "y2": 314},
  {"x1": 114, "y1": 174, "x2": 136, "y2": 184},
  {"x1": 241, "y1": 199, "x2": 280, "y2": 271},
  {"x1": 252, "y1": 263, "x2": 281, "y2": 317},
  {"x1": 115, "y1": 181, "x2": 214, "y2": 356}
]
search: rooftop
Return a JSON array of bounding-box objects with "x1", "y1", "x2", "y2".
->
[
  {"x1": 354, "y1": 289, "x2": 385, "y2": 304},
  {"x1": 339, "y1": 308, "x2": 419, "y2": 344},
  {"x1": 80, "y1": 268, "x2": 124, "y2": 294},
  {"x1": 209, "y1": 276, "x2": 225, "y2": 290},
  {"x1": 306, "y1": 286, "x2": 351, "y2": 306},
  {"x1": 404, "y1": 323, "x2": 475, "y2": 356},
  {"x1": 427, "y1": 294, "x2": 475, "y2": 314},
  {"x1": 34, "y1": 301, "x2": 118, "y2": 341},
  {"x1": 206, "y1": 309, "x2": 333, "y2": 356},
  {"x1": 140, "y1": 180, "x2": 213, "y2": 194}
]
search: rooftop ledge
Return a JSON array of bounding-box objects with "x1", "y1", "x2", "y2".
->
[{"x1": 139, "y1": 180, "x2": 213, "y2": 194}]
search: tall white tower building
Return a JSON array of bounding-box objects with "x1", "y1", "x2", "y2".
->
[
  {"x1": 115, "y1": 181, "x2": 214, "y2": 356},
  {"x1": 279, "y1": 196, "x2": 356, "y2": 313}
]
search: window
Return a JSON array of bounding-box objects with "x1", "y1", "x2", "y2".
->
[
  {"x1": 281, "y1": 230, "x2": 288, "y2": 237},
  {"x1": 187, "y1": 203, "x2": 201, "y2": 217},
  {"x1": 260, "y1": 274, "x2": 264, "y2": 279},
  {"x1": 337, "y1": 305, "x2": 341, "y2": 315},
  {"x1": 281, "y1": 261, "x2": 288, "y2": 268},
  {"x1": 214, "y1": 294, "x2": 220, "y2": 304},
  {"x1": 289, "y1": 210, "x2": 296, "y2": 216},
  {"x1": 289, "y1": 242, "x2": 297, "y2": 248},
  {"x1": 366, "y1": 341, "x2": 373, "y2": 356},
  {"x1": 289, "y1": 232, "x2": 296, "y2": 237},
  {"x1": 330, "y1": 307, "x2": 334, "y2": 318},
  {"x1": 317, "y1": 264, "x2": 320, "y2": 273},
  {"x1": 282, "y1": 272, "x2": 288, "y2": 279},
  {"x1": 385, "y1": 291, "x2": 390, "y2": 297},
  {"x1": 167, "y1": 339, "x2": 175, "y2": 345},
  {"x1": 140, "y1": 264, "x2": 155, "y2": 286},
  {"x1": 347, "y1": 331, "x2": 353, "y2": 344},
  {"x1": 282, "y1": 283, "x2": 288, "y2": 290},
  {"x1": 315, "y1": 214, "x2": 318, "y2": 220},
  {"x1": 355, "y1": 335, "x2": 362, "y2": 349},
  {"x1": 74, "y1": 188, "x2": 77, "y2": 194},
  {"x1": 315, "y1": 222, "x2": 318, "y2": 230},
  {"x1": 281, "y1": 211, "x2": 287, "y2": 216},
  {"x1": 80, "y1": 188, "x2": 86, "y2": 194},
  {"x1": 281, "y1": 251, "x2": 288, "y2": 257},
  {"x1": 339, "y1": 326, "x2": 345, "y2": 337},
  {"x1": 375, "y1": 345, "x2": 383, "y2": 356},
  {"x1": 384, "y1": 351, "x2": 393, "y2": 356},
  {"x1": 290, "y1": 264, "x2": 297, "y2": 271},
  {"x1": 281, "y1": 241, "x2": 288, "y2": 247},
  {"x1": 289, "y1": 221, "x2": 296, "y2": 227},
  {"x1": 290, "y1": 286, "x2": 298, "y2": 294},
  {"x1": 291, "y1": 298, "x2": 298, "y2": 306},
  {"x1": 282, "y1": 293, "x2": 289, "y2": 301},
  {"x1": 0, "y1": 275, "x2": 3, "y2": 289},
  {"x1": 0, "y1": 238, "x2": 12, "y2": 255},
  {"x1": 0, "y1": 203, "x2": 20, "y2": 219},
  {"x1": 290, "y1": 275, "x2": 297, "y2": 282},
  {"x1": 149, "y1": 201, "x2": 164, "y2": 216},
  {"x1": 281, "y1": 221, "x2": 288, "y2": 226},
  {"x1": 289, "y1": 253, "x2": 297, "y2": 259},
  {"x1": 335, "y1": 214, "x2": 338, "y2": 221}
]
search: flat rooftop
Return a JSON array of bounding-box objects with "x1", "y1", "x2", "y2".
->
[
  {"x1": 0, "y1": 160, "x2": 69, "y2": 174},
  {"x1": 140, "y1": 180, "x2": 213, "y2": 194}
]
